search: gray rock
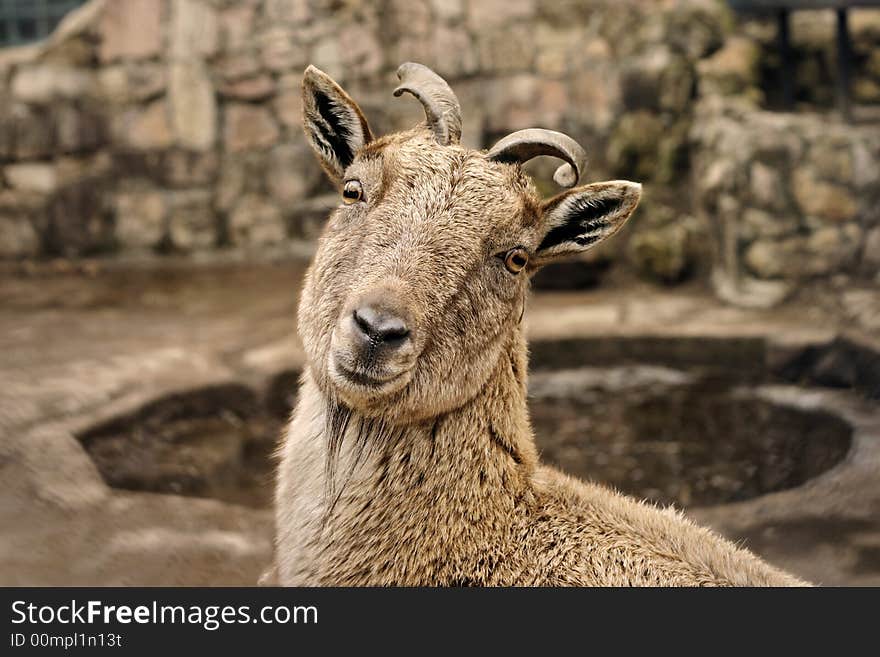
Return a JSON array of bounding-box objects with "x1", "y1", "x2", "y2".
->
[
  {"x1": 338, "y1": 24, "x2": 383, "y2": 79},
  {"x1": 810, "y1": 141, "x2": 854, "y2": 184},
  {"x1": 219, "y1": 75, "x2": 276, "y2": 101},
  {"x1": 124, "y1": 99, "x2": 173, "y2": 150},
  {"x1": 749, "y1": 162, "x2": 786, "y2": 212},
  {"x1": 628, "y1": 221, "x2": 696, "y2": 284},
  {"x1": 274, "y1": 84, "x2": 302, "y2": 131},
  {"x1": 863, "y1": 226, "x2": 880, "y2": 270},
  {"x1": 11, "y1": 65, "x2": 95, "y2": 104},
  {"x1": 6, "y1": 104, "x2": 55, "y2": 160},
  {"x1": 746, "y1": 225, "x2": 862, "y2": 280},
  {"x1": 230, "y1": 195, "x2": 286, "y2": 246},
  {"x1": 430, "y1": 25, "x2": 478, "y2": 78},
  {"x1": 0, "y1": 213, "x2": 39, "y2": 257},
  {"x1": 215, "y1": 51, "x2": 263, "y2": 82},
  {"x1": 466, "y1": 0, "x2": 533, "y2": 28},
  {"x1": 3, "y1": 163, "x2": 57, "y2": 194},
  {"x1": 169, "y1": 62, "x2": 216, "y2": 152},
  {"x1": 287, "y1": 193, "x2": 336, "y2": 239},
  {"x1": 266, "y1": 142, "x2": 322, "y2": 207},
  {"x1": 744, "y1": 238, "x2": 789, "y2": 279},
  {"x1": 224, "y1": 104, "x2": 279, "y2": 153},
  {"x1": 214, "y1": 152, "x2": 267, "y2": 214},
  {"x1": 99, "y1": 63, "x2": 166, "y2": 104},
  {"x1": 265, "y1": 0, "x2": 310, "y2": 25},
  {"x1": 115, "y1": 189, "x2": 167, "y2": 250},
  {"x1": 804, "y1": 225, "x2": 862, "y2": 275},
  {"x1": 852, "y1": 141, "x2": 880, "y2": 190},
  {"x1": 607, "y1": 111, "x2": 665, "y2": 181},
  {"x1": 792, "y1": 167, "x2": 857, "y2": 223},
  {"x1": 55, "y1": 104, "x2": 105, "y2": 154},
  {"x1": 475, "y1": 23, "x2": 533, "y2": 74},
  {"x1": 696, "y1": 36, "x2": 761, "y2": 99},
  {"x1": 168, "y1": 189, "x2": 216, "y2": 250},
  {"x1": 170, "y1": 0, "x2": 219, "y2": 60},
  {"x1": 164, "y1": 150, "x2": 218, "y2": 188},
  {"x1": 711, "y1": 268, "x2": 792, "y2": 308},
  {"x1": 42, "y1": 177, "x2": 114, "y2": 257},
  {"x1": 219, "y1": 4, "x2": 257, "y2": 53},
  {"x1": 431, "y1": 0, "x2": 464, "y2": 22},
  {"x1": 259, "y1": 27, "x2": 308, "y2": 73},
  {"x1": 741, "y1": 208, "x2": 798, "y2": 241},
  {"x1": 99, "y1": 0, "x2": 163, "y2": 62}
]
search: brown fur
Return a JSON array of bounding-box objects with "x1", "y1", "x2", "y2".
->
[{"x1": 271, "y1": 66, "x2": 809, "y2": 587}]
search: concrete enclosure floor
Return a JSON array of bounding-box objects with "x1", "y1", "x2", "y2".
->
[{"x1": 1, "y1": 260, "x2": 878, "y2": 586}]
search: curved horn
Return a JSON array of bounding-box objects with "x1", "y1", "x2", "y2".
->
[
  {"x1": 486, "y1": 129, "x2": 587, "y2": 188},
  {"x1": 393, "y1": 62, "x2": 462, "y2": 145}
]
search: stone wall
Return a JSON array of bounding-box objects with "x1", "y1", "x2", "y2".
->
[
  {"x1": 0, "y1": 0, "x2": 877, "y2": 303},
  {"x1": 0, "y1": 0, "x2": 727, "y2": 260},
  {"x1": 691, "y1": 10, "x2": 880, "y2": 306},
  {"x1": 693, "y1": 98, "x2": 880, "y2": 305}
]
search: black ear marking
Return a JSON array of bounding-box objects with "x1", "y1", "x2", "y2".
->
[
  {"x1": 313, "y1": 89, "x2": 354, "y2": 170},
  {"x1": 568, "y1": 195, "x2": 621, "y2": 223},
  {"x1": 535, "y1": 181, "x2": 641, "y2": 263},
  {"x1": 302, "y1": 65, "x2": 372, "y2": 182},
  {"x1": 538, "y1": 197, "x2": 619, "y2": 251}
]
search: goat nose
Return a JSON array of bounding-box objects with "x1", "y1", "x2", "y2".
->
[{"x1": 353, "y1": 306, "x2": 410, "y2": 345}]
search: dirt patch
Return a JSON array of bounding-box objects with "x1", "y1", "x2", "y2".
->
[
  {"x1": 78, "y1": 365, "x2": 852, "y2": 513},
  {"x1": 78, "y1": 375, "x2": 299, "y2": 508},
  {"x1": 529, "y1": 369, "x2": 852, "y2": 507}
]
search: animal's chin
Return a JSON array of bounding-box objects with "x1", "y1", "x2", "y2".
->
[{"x1": 328, "y1": 353, "x2": 413, "y2": 404}]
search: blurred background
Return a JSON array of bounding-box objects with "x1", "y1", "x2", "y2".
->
[{"x1": 0, "y1": 0, "x2": 878, "y2": 586}]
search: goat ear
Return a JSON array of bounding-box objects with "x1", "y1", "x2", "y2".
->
[
  {"x1": 533, "y1": 181, "x2": 641, "y2": 265},
  {"x1": 302, "y1": 65, "x2": 373, "y2": 183}
]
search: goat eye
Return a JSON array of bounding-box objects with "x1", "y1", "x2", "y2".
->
[
  {"x1": 342, "y1": 180, "x2": 364, "y2": 204},
  {"x1": 503, "y1": 248, "x2": 529, "y2": 274}
]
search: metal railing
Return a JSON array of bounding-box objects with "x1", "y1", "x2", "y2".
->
[
  {"x1": 728, "y1": 1, "x2": 880, "y2": 119},
  {"x1": 0, "y1": 0, "x2": 86, "y2": 47}
]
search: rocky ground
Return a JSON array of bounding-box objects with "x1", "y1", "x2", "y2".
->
[
  {"x1": 0, "y1": 259, "x2": 878, "y2": 585},
  {"x1": 0, "y1": 260, "x2": 305, "y2": 585}
]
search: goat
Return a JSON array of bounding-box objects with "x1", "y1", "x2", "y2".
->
[{"x1": 271, "y1": 62, "x2": 808, "y2": 586}]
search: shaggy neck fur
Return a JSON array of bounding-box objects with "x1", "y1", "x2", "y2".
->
[
  {"x1": 275, "y1": 324, "x2": 807, "y2": 587},
  {"x1": 307, "y1": 329, "x2": 540, "y2": 585}
]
